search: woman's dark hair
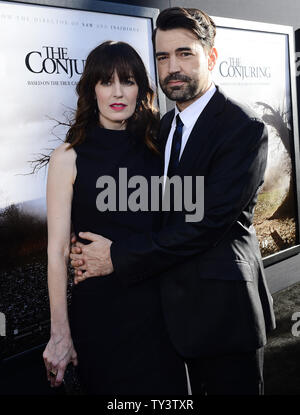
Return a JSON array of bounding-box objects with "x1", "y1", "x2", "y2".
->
[
  {"x1": 152, "y1": 7, "x2": 216, "y2": 51},
  {"x1": 66, "y1": 41, "x2": 159, "y2": 153}
]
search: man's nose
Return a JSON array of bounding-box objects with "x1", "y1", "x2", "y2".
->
[{"x1": 168, "y1": 56, "x2": 181, "y2": 74}]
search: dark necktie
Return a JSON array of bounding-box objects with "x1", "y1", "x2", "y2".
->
[{"x1": 167, "y1": 114, "x2": 184, "y2": 177}]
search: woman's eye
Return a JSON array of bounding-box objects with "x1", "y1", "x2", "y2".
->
[
  {"x1": 101, "y1": 80, "x2": 111, "y2": 86},
  {"x1": 124, "y1": 79, "x2": 135, "y2": 85}
]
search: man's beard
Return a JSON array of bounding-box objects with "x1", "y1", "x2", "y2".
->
[{"x1": 160, "y1": 73, "x2": 199, "y2": 102}]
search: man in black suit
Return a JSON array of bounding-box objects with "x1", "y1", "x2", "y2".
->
[{"x1": 70, "y1": 7, "x2": 275, "y2": 395}]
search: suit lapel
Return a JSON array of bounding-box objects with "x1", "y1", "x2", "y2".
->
[
  {"x1": 176, "y1": 87, "x2": 226, "y2": 176},
  {"x1": 160, "y1": 87, "x2": 227, "y2": 224}
]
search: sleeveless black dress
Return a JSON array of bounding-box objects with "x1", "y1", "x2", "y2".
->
[{"x1": 69, "y1": 124, "x2": 187, "y2": 394}]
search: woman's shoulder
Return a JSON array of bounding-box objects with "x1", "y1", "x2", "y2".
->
[
  {"x1": 50, "y1": 142, "x2": 77, "y2": 166},
  {"x1": 49, "y1": 143, "x2": 77, "y2": 184}
]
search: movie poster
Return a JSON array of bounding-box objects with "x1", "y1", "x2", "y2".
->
[
  {"x1": 0, "y1": 0, "x2": 156, "y2": 358},
  {"x1": 213, "y1": 23, "x2": 298, "y2": 260}
]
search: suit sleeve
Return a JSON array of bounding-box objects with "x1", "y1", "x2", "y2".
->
[{"x1": 111, "y1": 118, "x2": 268, "y2": 285}]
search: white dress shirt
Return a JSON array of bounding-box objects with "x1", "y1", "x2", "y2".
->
[{"x1": 163, "y1": 83, "x2": 217, "y2": 181}]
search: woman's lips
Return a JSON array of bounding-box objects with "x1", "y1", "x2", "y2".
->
[{"x1": 110, "y1": 103, "x2": 127, "y2": 111}]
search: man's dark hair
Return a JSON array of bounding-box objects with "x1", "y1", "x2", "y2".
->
[{"x1": 152, "y1": 7, "x2": 216, "y2": 50}]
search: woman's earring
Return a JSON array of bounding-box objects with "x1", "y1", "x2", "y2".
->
[{"x1": 94, "y1": 99, "x2": 99, "y2": 115}]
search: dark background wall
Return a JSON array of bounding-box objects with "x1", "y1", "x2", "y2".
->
[{"x1": 105, "y1": 0, "x2": 300, "y2": 28}]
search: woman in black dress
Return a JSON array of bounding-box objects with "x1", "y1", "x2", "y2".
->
[{"x1": 43, "y1": 41, "x2": 187, "y2": 394}]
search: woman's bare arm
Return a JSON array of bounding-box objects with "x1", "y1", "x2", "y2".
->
[{"x1": 43, "y1": 143, "x2": 78, "y2": 387}]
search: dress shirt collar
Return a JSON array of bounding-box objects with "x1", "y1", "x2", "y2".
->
[{"x1": 174, "y1": 83, "x2": 217, "y2": 128}]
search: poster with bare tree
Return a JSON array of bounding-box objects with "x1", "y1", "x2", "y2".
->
[
  {"x1": 0, "y1": 0, "x2": 159, "y2": 359},
  {"x1": 213, "y1": 17, "x2": 300, "y2": 266}
]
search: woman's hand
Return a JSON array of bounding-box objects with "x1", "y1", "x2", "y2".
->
[{"x1": 43, "y1": 329, "x2": 78, "y2": 388}]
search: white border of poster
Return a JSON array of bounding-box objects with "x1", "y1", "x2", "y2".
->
[{"x1": 212, "y1": 16, "x2": 300, "y2": 267}]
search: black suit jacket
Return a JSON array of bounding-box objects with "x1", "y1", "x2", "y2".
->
[{"x1": 111, "y1": 86, "x2": 276, "y2": 358}]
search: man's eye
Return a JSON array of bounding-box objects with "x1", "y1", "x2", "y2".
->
[
  {"x1": 157, "y1": 56, "x2": 167, "y2": 61},
  {"x1": 181, "y1": 52, "x2": 192, "y2": 57}
]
